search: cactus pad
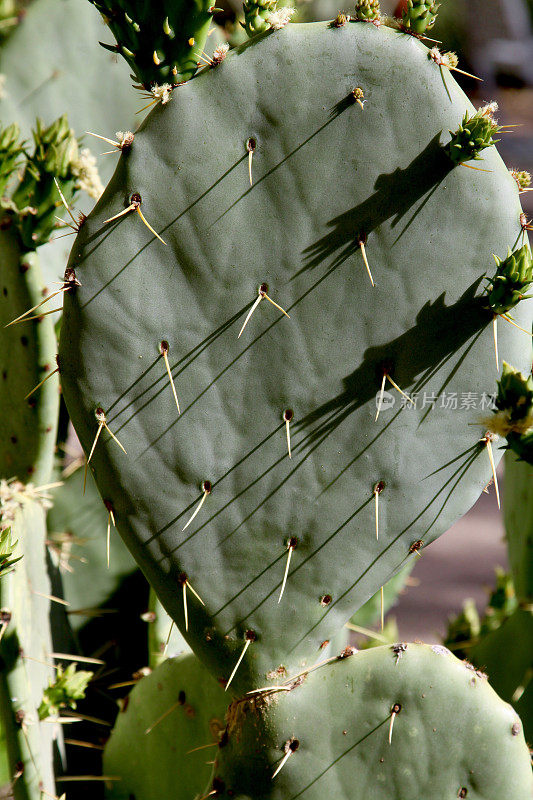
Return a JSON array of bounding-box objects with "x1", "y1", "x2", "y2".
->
[
  {"x1": 60, "y1": 22, "x2": 531, "y2": 694},
  {"x1": 211, "y1": 643, "x2": 532, "y2": 799},
  {"x1": 104, "y1": 653, "x2": 228, "y2": 800}
]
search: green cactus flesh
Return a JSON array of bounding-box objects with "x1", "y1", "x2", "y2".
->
[
  {"x1": 0, "y1": 498, "x2": 58, "y2": 800},
  {"x1": 59, "y1": 23, "x2": 532, "y2": 695},
  {"x1": 103, "y1": 653, "x2": 229, "y2": 800},
  {"x1": 0, "y1": 229, "x2": 58, "y2": 483},
  {"x1": 211, "y1": 643, "x2": 532, "y2": 799}
]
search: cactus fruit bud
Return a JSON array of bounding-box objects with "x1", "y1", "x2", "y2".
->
[
  {"x1": 486, "y1": 245, "x2": 533, "y2": 316},
  {"x1": 447, "y1": 104, "x2": 501, "y2": 165},
  {"x1": 89, "y1": 0, "x2": 215, "y2": 86},
  {"x1": 401, "y1": 0, "x2": 439, "y2": 34},
  {"x1": 0, "y1": 121, "x2": 23, "y2": 197},
  {"x1": 485, "y1": 363, "x2": 533, "y2": 441},
  {"x1": 353, "y1": 0, "x2": 380, "y2": 21},
  {"x1": 243, "y1": 0, "x2": 277, "y2": 38},
  {"x1": 510, "y1": 168, "x2": 532, "y2": 193},
  {"x1": 6, "y1": 115, "x2": 95, "y2": 250}
]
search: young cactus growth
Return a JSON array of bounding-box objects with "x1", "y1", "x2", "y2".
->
[
  {"x1": 486, "y1": 245, "x2": 533, "y2": 316},
  {"x1": 37, "y1": 663, "x2": 92, "y2": 720},
  {"x1": 0, "y1": 0, "x2": 22, "y2": 38},
  {"x1": 510, "y1": 168, "x2": 532, "y2": 193},
  {"x1": 401, "y1": 0, "x2": 439, "y2": 34},
  {"x1": 242, "y1": 0, "x2": 276, "y2": 37},
  {"x1": 7, "y1": 115, "x2": 100, "y2": 251},
  {"x1": 485, "y1": 363, "x2": 533, "y2": 464},
  {"x1": 88, "y1": 0, "x2": 217, "y2": 88},
  {"x1": 0, "y1": 122, "x2": 24, "y2": 197},
  {"x1": 353, "y1": 0, "x2": 381, "y2": 21},
  {"x1": 447, "y1": 103, "x2": 501, "y2": 165}
]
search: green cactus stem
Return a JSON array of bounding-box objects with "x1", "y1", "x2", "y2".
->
[{"x1": 0, "y1": 494, "x2": 58, "y2": 800}]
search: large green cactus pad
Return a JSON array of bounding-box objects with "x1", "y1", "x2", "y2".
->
[
  {"x1": 212, "y1": 644, "x2": 532, "y2": 800},
  {"x1": 103, "y1": 653, "x2": 229, "y2": 800},
  {"x1": 60, "y1": 22, "x2": 531, "y2": 694}
]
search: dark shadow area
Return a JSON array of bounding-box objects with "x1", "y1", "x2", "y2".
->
[
  {"x1": 294, "y1": 279, "x2": 488, "y2": 448},
  {"x1": 300, "y1": 133, "x2": 453, "y2": 276},
  {"x1": 57, "y1": 570, "x2": 148, "y2": 800}
]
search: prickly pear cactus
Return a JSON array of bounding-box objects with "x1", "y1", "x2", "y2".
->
[
  {"x1": 60, "y1": 22, "x2": 531, "y2": 696},
  {"x1": 210, "y1": 644, "x2": 532, "y2": 799},
  {"x1": 104, "y1": 653, "x2": 229, "y2": 800},
  {"x1": 0, "y1": 112, "x2": 97, "y2": 483}
]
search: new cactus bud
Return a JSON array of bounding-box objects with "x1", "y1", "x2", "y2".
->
[
  {"x1": 37, "y1": 663, "x2": 93, "y2": 720},
  {"x1": 486, "y1": 245, "x2": 533, "y2": 316},
  {"x1": 401, "y1": 0, "x2": 439, "y2": 34},
  {"x1": 353, "y1": 0, "x2": 380, "y2": 21},
  {"x1": 447, "y1": 103, "x2": 501, "y2": 165},
  {"x1": 510, "y1": 168, "x2": 532, "y2": 193},
  {"x1": 242, "y1": 0, "x2": 279, "y2": 37},
  {"x1": 7, "y1": 115, "x2": 98, "y2": 251},
  {"x1": 89, "y1": 0, "x2": 216, "y2": 87},
  {"x1": 484, "y1": 364, "x2": 533, "y2": 465}
]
